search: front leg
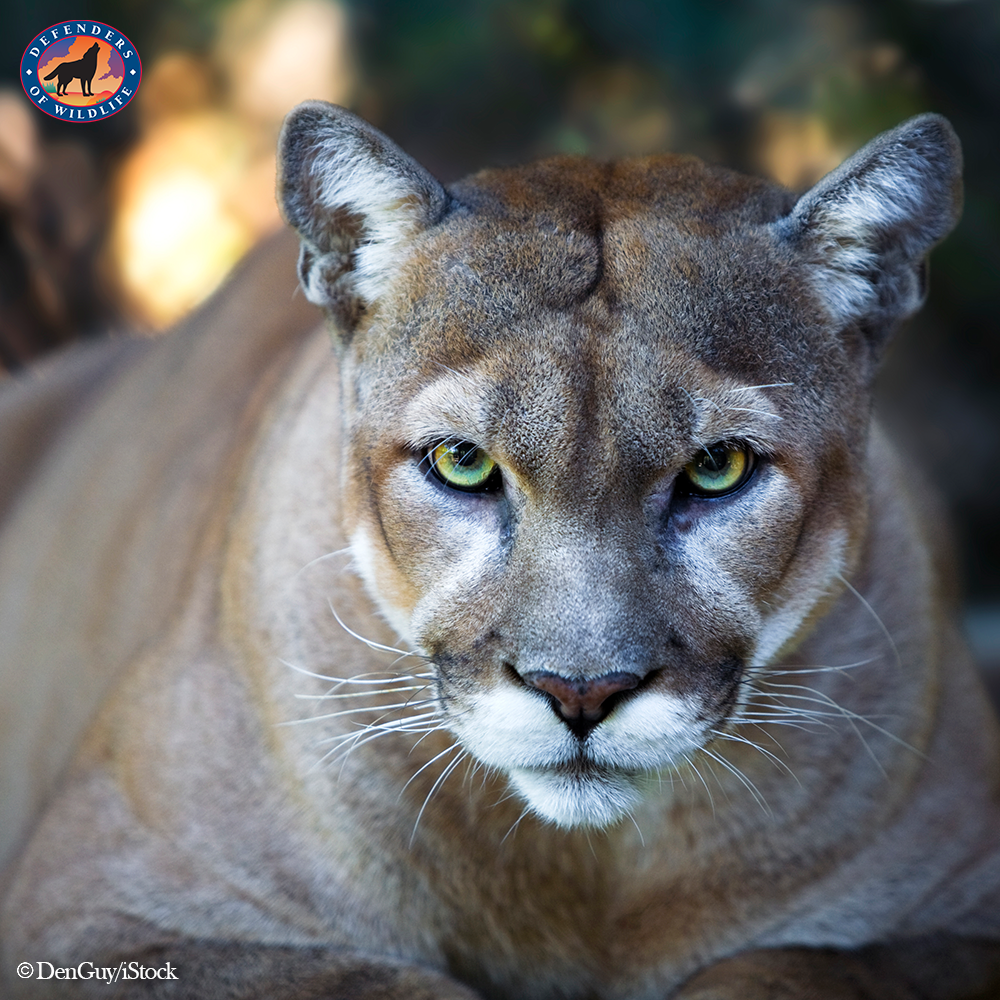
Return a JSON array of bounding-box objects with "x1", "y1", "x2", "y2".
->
[
  {"x1": 8, "y1": 944, "x2": 484, "y2": 1000},
  {"x1": 673, "y1": 938, "x2": 1000, "y2": 1000}
]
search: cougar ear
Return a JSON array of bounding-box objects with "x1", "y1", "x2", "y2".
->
[
  {"x1": 278, "y1": 101, "x2": 451, "y2": 335},
  {"x1": 775, "y1": 114, "x2": 962, "y2": 349}
]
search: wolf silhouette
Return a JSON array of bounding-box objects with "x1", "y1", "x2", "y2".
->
[{"x1": 44, "y1": 43, "x2": 100, "y2": 97}]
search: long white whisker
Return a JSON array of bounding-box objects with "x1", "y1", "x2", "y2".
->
[
  {"x1": 317, "y1": 716, "x2": 448, "y2": 771},
  {"x1": 764, "y1": 656, "x2": 880, "y2": 678},
  {"x1": 747, "y1": 693, "x2": 871, "y2": 716},
  {"x1": 501, "y1": 806, "x2": 532, "y2": 845},
  {"x1": 281, "y1": 658, "x2": 431, "y2": 686},
  {"x1": 710, "y1": 729, "x2": 799, "y2": 783},
  {"x1": 398, "y1": 742, "x2": 466, "y2": 798},
  {"x1": 751, "y1": 681, "x2": 925, "y2": 772},
  {"x1": 756, "y1": 683, "x2": 907, "y2": 729},
  {"x1": 835, "y1": 573, "x2": 902, "y2": 670},
  {"x1": 624, "y1": 809, "x2": 646, "y2": 847},
  {"x1": 327, "y1": 601, "x2": 429, "y2": 660},
  {"x1": 324, "y1": 715, "x2": 444, "y2": 748},
  {"x1": 296, "y1": 689, "x2": 429, "y2": 704},
  {"x1": 295, "y1": 683, "x2": 430, "y2": 701},
  {"x1": 279, "y1": 699, "x2": 438, "y2": 726},
  {"x1": 732, "y1": 710, "x2": 830, "y2": 730},
  {"x1": 679, "y1": 752, "x2": 716, "y2": 817},
  {"x1": 700, "y1": 746, "x2": 771, "y2": 815},
  {"x1": 290, "y1": 547, "x2": 352, "y2": 582},
  {"x1": 409, "y1": 746, "x2": 467, "y2": 847},
  {"x1": 728, "y1": 382, "x2": 795, "y2": 392},
  {"x1": 348, "y1": 707, "x2": 442, "y2": 733}
]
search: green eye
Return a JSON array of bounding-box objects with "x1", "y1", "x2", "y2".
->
[
  {"x1": 428, "y1": 441, "x2": 499, "y2": 492},
  {"x1": 682, "y1": 443, "x2": 755, "y2": 497}
]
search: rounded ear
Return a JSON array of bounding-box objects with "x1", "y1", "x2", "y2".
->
[
  {"x1": 773, "y1": 114, "x2": 963, "y2": 349},
  {"x1": 277, "y1": 101, "x2": 451, "y2": 339}
]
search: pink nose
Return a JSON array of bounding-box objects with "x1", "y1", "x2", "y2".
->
[{"x1": 523, "y1": 671, "x2": 642, "y2": 724}]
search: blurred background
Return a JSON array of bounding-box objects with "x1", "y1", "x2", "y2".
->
[{"x1": 1, "y1": 0, "x2": 998, "y2": 677}]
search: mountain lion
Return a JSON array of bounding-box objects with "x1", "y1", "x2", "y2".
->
[{"x1": 1, "y1": 104, "x2": 998, "y2": 999}]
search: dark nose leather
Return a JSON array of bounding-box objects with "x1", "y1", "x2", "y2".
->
[{"x1": 523, "y1": 670, "x2": 642, "y2": 726}]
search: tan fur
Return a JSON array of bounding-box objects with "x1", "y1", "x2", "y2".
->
[{"x1": 1, "y1": 106, "x2": 999, "y2": 999}]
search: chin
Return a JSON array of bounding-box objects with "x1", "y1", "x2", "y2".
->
[{"x1": 506, "y1": 765, "x2": 649, "y2": 829}]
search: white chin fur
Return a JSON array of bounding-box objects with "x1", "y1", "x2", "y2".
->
[
  {"x1": 453, "y1": 687, "x2": 707, "y2": 828},
  {"x1": 507, "y1": 766, "x2": 646, "y2": 829}
]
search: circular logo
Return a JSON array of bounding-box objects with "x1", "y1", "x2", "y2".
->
[{"x1": 20, "y1": 20, "x2": 141, "y2": 122}]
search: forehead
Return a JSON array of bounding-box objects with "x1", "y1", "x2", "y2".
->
[
  {"x1": 358, "y1": 153, "x2": 842, "y2": 457},
  {"x1": 377, "y1": 154, "x2": 816, "y2": 361}
]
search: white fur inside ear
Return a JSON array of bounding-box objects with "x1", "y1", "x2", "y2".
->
[
  {"x1": 313, "y1": 150, "x2": 427, "y2": 302},
  {"x1": 803, "y1": 171, "x2": 925, "y2": 325},
  {"x1": 778, "y1": 114, "x2": 961, "y2": 333},
  {"x1": 279, "y1": 102, "x2": 450, "y2": 313}
]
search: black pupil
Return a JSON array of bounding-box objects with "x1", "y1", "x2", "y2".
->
[
  {"x1": 454, "y1": 443, "x2": 480, "y2": 466},
  {"x1": 702, "y1": 446, "x2": 730, "y2": 472}
]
